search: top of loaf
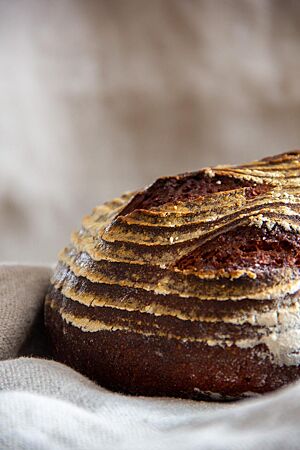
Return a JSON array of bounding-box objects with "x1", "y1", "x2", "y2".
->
[{"x1": 60, "y1": 150, "x2": 300, "y2": 286}]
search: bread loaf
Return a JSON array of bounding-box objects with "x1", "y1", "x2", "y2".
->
[{"x1": 45, "y1": 151, "x2": 300, "y2": 400}]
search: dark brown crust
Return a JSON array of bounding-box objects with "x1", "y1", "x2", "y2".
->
[
  {"x1": 53, "y1": 263, "x2": 297, "y2": 318},
  {"x1": 48, "y1": 288, "x2": 274, "y2": 342},
  {"x1": 44, "y1": 150, "x2": 300, "y2": 400},
  {"x1": 119, "y1": 173, "x2": 269, "y2": 216},
  {"x1": 176, "y1": 225, "x2": 300, "y2": 272},
  {"x1": 45, "y1": 305, "x2": 300, "y2": 400},
  {"x1": 62, "y1": 247, "x2": 298, "y2": 300}
]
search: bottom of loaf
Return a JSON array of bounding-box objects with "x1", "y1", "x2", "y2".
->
[{"x1": 45, "y1": 306, "x2": 300, "y2": 401}]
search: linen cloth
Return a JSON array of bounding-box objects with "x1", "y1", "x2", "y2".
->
[{"x1": 1, "y1": 265, "x2": 300, "y2": 449}]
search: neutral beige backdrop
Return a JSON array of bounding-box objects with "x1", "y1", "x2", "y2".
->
[{"x1": 1, "y1": 0, "x2": 300, "y2": 263}]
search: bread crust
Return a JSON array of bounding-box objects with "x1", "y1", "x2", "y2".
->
[{"x1": 45, "y1": 151, "x2": 300, "y2": 399}]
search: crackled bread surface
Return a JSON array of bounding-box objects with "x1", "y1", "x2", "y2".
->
[{"x1": 45, "y1": 151, "x2": 300, "y2": 400}]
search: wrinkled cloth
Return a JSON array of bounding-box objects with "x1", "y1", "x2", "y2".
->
[{"x1": 1, "y1": 265, "x2": 300, "y2": 450}]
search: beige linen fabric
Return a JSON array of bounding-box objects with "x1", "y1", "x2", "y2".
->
[
  {"x1": 1, "y1": 265, "x2": 300, "y2": 449},
  {"x1": 0, "y1": 265, "x2": 52, "y2": 360}
]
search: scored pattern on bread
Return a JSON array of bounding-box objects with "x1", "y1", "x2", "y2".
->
[{"x1": 45, "y1": 151, "x2": 300, "y2": 399}]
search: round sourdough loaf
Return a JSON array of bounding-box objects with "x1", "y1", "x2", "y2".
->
[{"x1": 45, "y1": 151, "x2": 300, "y2": 400}]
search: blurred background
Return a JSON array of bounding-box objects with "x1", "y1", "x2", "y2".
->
[{"x1": 1, "y1": 0, "x2": 300, "y2": 263}]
